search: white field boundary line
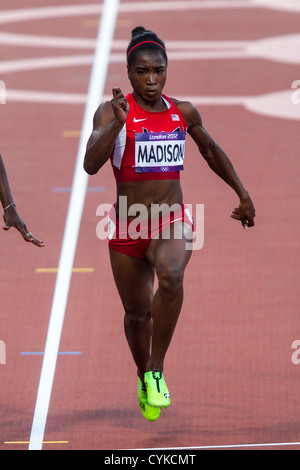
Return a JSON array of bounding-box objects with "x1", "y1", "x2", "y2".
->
[
  {"x1": 28, "y1": 0, "x2": 120, "y2": 451},
  {"x1": 1, "y1": 0, "x2": 300, "y2": 26},
  {"x1": 0, "y1": 2, "x2": 251, "y2": 26},
  {"x1": 131, "y1": 441, "x2": 300, "y2": 451}
]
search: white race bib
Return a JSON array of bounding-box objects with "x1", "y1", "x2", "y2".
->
[{"x1": 135, "y1": 131, "x2": 186, "y2": 173}]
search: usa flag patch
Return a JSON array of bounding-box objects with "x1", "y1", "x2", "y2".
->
[{"x1": 172, "y1": 114, "x2": 180, "y2": 121}]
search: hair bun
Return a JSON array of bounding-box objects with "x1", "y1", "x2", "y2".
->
[
  {"x1": 127, "y1": 27, "x2": 167, "y2": 64},
  {"x1": 131, "y1": 26, "x2": 149, "y2": 38}
]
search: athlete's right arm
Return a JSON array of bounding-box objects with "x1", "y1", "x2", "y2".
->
[{"x1": 84, "y1": 88, "x2": 129, "y2": 175}]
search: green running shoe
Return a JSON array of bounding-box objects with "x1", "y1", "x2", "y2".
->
[
  {"x1": 144, "y1": 371, "x2": 171, "y2": 408},
  {"x1": 138, "y1": 378, "x2": 161, "y2": 421}
]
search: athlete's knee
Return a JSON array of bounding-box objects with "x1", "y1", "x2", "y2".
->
[
  {"x1": 157, "y1": 263, "x2": 184, "y2": 297},
  {"x1": 124, "y1": 307, "x2": 151, "y2": 324}
]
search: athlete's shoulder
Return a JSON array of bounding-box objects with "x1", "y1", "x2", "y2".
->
[
  {"x1": 168, "y1": 98, "x2": 202, "y2": 128},
  {"x1": 168, "y1": 97, "x2": 199, "y2": 114},
  {"x1": 92, "y1": 100, "x2": 115, "y2": 129}
]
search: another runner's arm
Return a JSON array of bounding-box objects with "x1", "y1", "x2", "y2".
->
[
  {"x1": 0, "y1": 154, "x2": 44, "y2": 246},
  {"x1": 0, "y1": 154, "x2": 14, "y2": 209},
  {"x1": 84, "y1": 88, "x2": 129, "y2": 175},
  {"x1": 177, "y1": 101, "x2": 255, "y2": 228}
]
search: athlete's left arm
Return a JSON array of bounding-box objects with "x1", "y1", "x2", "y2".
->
[{"x1": 177, "y1": 101, "x2": 255, "y2": 229}]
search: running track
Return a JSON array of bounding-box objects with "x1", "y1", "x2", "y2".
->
[{"x1": 0, "y1": 0, "x2": 300, "y2": 451}]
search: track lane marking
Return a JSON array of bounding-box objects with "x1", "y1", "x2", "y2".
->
[
  {"x1": 5, "y1": 441, "x2": 69, "y2": 445},
  {"x1": 132, "y1": 441, "x2": 300, "y2": 450},
  {"x1": 28, "y1": 0, "x2": 120, "y2": 451},
  {"x1": 36, "y1": 268, "x2": 94, "y2": 273}
]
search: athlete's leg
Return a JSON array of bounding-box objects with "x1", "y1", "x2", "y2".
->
[
  {"x1": 109, "y1": 249, "x2": 155, "y2": 383},
  {"x1": 145, "y1": 222, "x2": 193, "y2": 373}
]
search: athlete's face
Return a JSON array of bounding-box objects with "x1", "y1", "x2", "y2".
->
[{"x1": 127, "y1": 49, "x2": 168, "y2": 104}]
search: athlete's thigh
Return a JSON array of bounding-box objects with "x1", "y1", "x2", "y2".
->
[
  {"x1": 146, "y1": 221, "x2": 192, "y2": 277},
  {"x1": 109, "y1": 248, "x2": 155, "y2": 314}
]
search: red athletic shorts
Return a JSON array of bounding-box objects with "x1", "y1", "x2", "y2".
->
[{"x1": 108, "y1": 204, "x2": 194, "y2": 259}]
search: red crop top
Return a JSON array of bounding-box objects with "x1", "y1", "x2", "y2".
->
[{"x1": 110, "y1": 93, "x2": 187, "y2": 183}]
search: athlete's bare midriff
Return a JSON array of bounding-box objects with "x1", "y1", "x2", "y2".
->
[{"x1": 115, "y1": 179, "x2": 183, "y2": 220}]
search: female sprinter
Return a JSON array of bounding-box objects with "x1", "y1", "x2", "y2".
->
[
  {"x1": 84, "y1": 27, "x2": 255, "y2": 421},
  {"x1": 0, "y1": 153, "x2": 43, "y2": 247}
]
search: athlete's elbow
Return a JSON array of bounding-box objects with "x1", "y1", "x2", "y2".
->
[
  {"x1": 83, "y1": 158, "x2": 99, "y2": 175},
  {"x1": 84, "y1": 166, "x2": 99, "y2": 175}
]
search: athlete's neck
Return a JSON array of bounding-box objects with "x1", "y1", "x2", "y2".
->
[{"x1": 132, "y1": 91, "x2": 167, "y2": 113}]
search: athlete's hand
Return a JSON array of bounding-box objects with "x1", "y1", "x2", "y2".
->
[
  {"x1": 3, "y1": 206, "x2": 44, "y2": 247},
  {"x1": 111, "y1": 88, "x2": 129, "y2": 125},
  {"x1": 230, "y1": 195, "x2": 256, "y2": 230}
]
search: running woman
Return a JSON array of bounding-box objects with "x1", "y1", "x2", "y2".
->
[
  {"x1": 84, "y1": 27, "x2": 255, "y2": 421},
  {"x1": 0, "y1": 154, "x2": 44, "y2": 247}
]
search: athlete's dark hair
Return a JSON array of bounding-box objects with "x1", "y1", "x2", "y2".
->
[{"x1": 127, "y1": 26, "x2": 168, "y2": 67}]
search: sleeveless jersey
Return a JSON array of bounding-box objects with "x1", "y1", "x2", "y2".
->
[{"x1": 110, "y1": 93, "x2": 187, "y2": 183}]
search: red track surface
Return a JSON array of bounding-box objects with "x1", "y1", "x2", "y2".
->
[{"x1": 0, "y1": 0, "x2": 299, "y2": 451}]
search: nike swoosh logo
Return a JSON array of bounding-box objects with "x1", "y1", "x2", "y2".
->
[{"x1": 133, "y1": 118, "x2": 148, "y2": 122}]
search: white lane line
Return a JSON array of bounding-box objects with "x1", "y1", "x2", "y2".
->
[
  {"x1": 6, "y1": 89, "x2": 87, "y2": 104},
  {"x1": 0, "y1": 31, "x2": 97, "y2": 49},
  {"x1": 132, "y1": 441, "x2": 300, "y2": 450},
  {"x1": 5, "y1": 90, "x2": 300, "y2": 122},
  {"x1": 0, "y1": 54, "x2": 94, "y2": 74},
  {"x1": 1, "y1": 34, "x2": 300, "y2": 75},
  {"x1": 0, "y1": 0, "x2": 299, "y2": 26},
  {"x1": 0, "y1": 4, "x2": 102, "y2": 25},
  {"x1": 0, "y1": 33, "x2": 247, "y2": 50},
  {"x1": 119, "y1": 1, "x2": 252, "y2": 12},
  {"x1": 254, "y1": 0, "x2": 300, "y2": 12},
  {"x1": 28, "y1": 0, "x2": 120, "y2": 451}
]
